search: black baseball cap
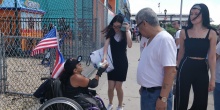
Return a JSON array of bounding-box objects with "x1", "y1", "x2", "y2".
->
[{"x1": 64, "y1": 56, "x2": 82, "y2": 73}]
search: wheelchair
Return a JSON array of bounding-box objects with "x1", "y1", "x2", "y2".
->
[
  {"x1": 35, "y1": 78, "x2": 106, "y2": 110},
  {"x1": 39, "y1": 97, "x2": 83, "y2": 110}
]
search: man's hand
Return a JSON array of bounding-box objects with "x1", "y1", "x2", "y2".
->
[
  {"x1": 156, "y1": 98, "x2": 167, "y2": 110},
  {"x1": 139, "y1": 87, "x2": 142, "y2": 95}
]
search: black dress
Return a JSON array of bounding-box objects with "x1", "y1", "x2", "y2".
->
[{"x1": 107, "y1": 35, "x2": 128, "y2": 81}]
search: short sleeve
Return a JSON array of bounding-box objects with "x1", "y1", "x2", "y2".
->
[
  {"x1": 160, "y1": 37, "x2": 177, "y2": 66},
  {"x1": 175, "y1": 30, "x2": 181, "y2": 39},
  {"x1": 217, "y1": 42, "x2": 220, "y2": 55}
]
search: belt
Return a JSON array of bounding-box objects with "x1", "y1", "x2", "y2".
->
[{"x1": 142, "y1": 86, "x2": 162, "y2": 93}]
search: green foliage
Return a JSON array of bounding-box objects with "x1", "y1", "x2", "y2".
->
[
  {"x1": 211, "y1": 24, "x2": 218, "y2": 29},
  {"x1": 165, "y1": 23, "x2": 176, "y2": 36}
]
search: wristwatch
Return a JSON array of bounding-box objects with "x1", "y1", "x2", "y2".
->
[{"x1": 158, "y1": 96, "x2": 167, "y2": 103}]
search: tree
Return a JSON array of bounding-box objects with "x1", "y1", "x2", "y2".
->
[
  {"x1": 211, "y1": 24, "x2": 218, "y2": 29},
  {"x1": 165, "y1": 23, "x2": 176, "y2": 36}
]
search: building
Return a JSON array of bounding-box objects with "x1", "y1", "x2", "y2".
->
[
  {"x1": 0, "y1": 0, "x2": 45, "y2": 51},
  {"x1": 101, "y1": 0, "x2": 131, "y2": 23}
]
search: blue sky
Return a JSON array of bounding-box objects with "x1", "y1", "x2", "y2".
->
[{"x1": 129, "y1": 0, "x2": 220, "y2": 25}]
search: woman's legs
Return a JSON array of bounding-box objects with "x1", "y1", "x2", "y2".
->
[
  {"x1": 189, "y1": 61, "x2": 209, "y2": 110},
  {"x1": 115, "y1": 81, "x2": 123, "y2": 107},
  {"x1": 108, "y1": 80, "x2": 116, "y2": 105},
  {"x1": 174, "y1": 58, "x2": 192, "y2": 110}
]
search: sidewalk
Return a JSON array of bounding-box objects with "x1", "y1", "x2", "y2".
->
[{"x1": 92, "y1": 42, "x2": 214, "y2": 110}]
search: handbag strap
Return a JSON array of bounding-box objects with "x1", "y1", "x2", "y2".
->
[
  {"x1": 107, "y1": 53, "x2": 113, "y2": 64},
  {"x1": 86, "y1": 53, "x2": 91, "y2": 66}
]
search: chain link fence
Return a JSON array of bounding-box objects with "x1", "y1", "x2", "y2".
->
[{"x1": 0, "y1": 0, "x2": 111, "y2": 109}]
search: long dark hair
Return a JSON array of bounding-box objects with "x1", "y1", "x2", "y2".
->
[
  {"x1": 187, "y1": 4, "x2": 213, "y2": 29},
  {"x1": 102, "y1": 14, "x2": 126, "y2": 40},
  {"x1": 59, "y1": 70, "x2": 72, "y2": 86}
]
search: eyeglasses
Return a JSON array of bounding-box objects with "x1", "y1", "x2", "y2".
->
[
  {"x1": 113, "y1": 25, "x2": 121, "y2": 29},
  {"x1": 137, "y1": 21, "x2": 143, "y2": 27},
  {"x1": 137, "y1": 20, "x2": 148, "y2": 28}
]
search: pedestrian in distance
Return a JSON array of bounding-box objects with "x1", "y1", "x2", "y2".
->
[
  {"x1": 136, "y1": 8, "x2": 177, "y2": 110},
  {"x1": 171, "y1": 20, "x2": 181, "y2": 96},
  {"x1": 172, "y1": 20, "x2": 181, "y2": 57},
  {"x1": 174, "y1": 3, "x2": 217, "y2": 110}
]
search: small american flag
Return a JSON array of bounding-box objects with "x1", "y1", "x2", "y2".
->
[
  {"x1": 51, "y1": 48, "x2": 65, "y2": 78},
  {"x1": 31, "y1": 28, "x2": 58, "y2": 56},
  {"x1": 31, "y1": 27, "x2": 65, "y2": 78}
]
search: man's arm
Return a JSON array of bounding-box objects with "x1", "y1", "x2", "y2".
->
[
  {"x1": 175, "y1": 38, "x2": 180, "y2": 47},
  {"x1": 156, "y1": 66, "x2": 176, "y2": 109},
  {"x1": 175, "y1": 30, "x2": 181, "y2": 47},
  {"x1": 160, "y1": 66, "x2": 176, "y2": 97},
  {"x1": 216, "y1": 42, "x2": 220, "y2": 60},
  {"x1": 156, "y1": 34, "x2": 177, "y2": 109},
  {"x1": 217, "y1": 53, "x2": 220, "y2": 60}
]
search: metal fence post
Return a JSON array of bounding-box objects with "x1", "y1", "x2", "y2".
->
[
  {"x1": 74, "y1": 0, "x2": 79, "y2": 57},
  {"x1": 2, "y1": 34, "x2": 6, "y2": 94},
  {"x1": 0, "y1": 32, "x2": 2, "y2": 93},
  {"x1": 96, "y1": 0, "x2": 101, "y2": 49}
]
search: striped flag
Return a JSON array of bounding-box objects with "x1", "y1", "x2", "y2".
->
[
  {"x1": 31, "y1": 27, "x2": 65, "y2": 78},
  {"x1": 51, "y1": 48, "x2": 65, "y2": 78},
  {"x1": 31, "y1": 28, "x2": 58, "y2": 56}
]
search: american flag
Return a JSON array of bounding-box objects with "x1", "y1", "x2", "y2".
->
[
  {"x1": 51, "y1": 48, "x2": 65, "y2": 78},
  {"x1": 31, "y1": 28, "x2": 58, "y2": 56},
  {"x1": 31, "y1": 27, "x2": 65, "y2": 78}
]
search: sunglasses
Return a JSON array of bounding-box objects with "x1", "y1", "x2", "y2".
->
[{"x1": 113, "y1": 25, "x2": 122, "y2": 29}]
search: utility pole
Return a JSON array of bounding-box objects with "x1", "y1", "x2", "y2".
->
[
  {"x1": 158, "y1": 3, "x2": 160, "y2": 13},
  {"x1": 180, "y1": 0, "x2": 183, "y2": 28}
]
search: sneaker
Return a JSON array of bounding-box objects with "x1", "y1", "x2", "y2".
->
[
  {"x1": 116, "y1": 106, "x2": 123, "y2": 110},
  {"x1": 107, "y1": 104, "x2": 113, "y2": 110}
]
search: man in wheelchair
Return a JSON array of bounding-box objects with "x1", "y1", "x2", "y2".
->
[{"x1": 59, "y1": 56, "x2": 108, "y2": 110}]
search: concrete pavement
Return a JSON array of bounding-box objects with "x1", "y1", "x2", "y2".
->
[{"x1": 91, "y1": 42, "x2": 214, "y2": 110}]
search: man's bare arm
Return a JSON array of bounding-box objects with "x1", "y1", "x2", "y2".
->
[{"x1": 160, "y1": 66, "x2": 176, "y2": 97}]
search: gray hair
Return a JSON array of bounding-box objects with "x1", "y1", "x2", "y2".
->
[{"x1": 135, "y1": 8, "x2": 159, "y2": 27}]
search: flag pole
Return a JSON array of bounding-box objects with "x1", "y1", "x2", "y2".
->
[{"x1": 180, "y1": 0, "x2": 183, "y2": 28}]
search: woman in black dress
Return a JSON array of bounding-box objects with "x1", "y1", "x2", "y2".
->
[{"x1": 102, "y1": 14, "x2": 132, "y2": 110}]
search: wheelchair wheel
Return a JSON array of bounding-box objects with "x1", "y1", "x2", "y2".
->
[{"x1": 39, "y1": 97, "x2": 83, "y2": 110}]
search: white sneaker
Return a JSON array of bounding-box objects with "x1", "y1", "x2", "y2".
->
[
  {"x1": 107, "y1": 104, "x2": 113, "y2": 110},
  {"x1": 116, "y1": 106, "x2": 123, "y2": 110}
]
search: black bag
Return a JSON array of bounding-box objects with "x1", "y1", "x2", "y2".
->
[{"x1": 33, "y1": 78, "x2": 63, "y2": 104}]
